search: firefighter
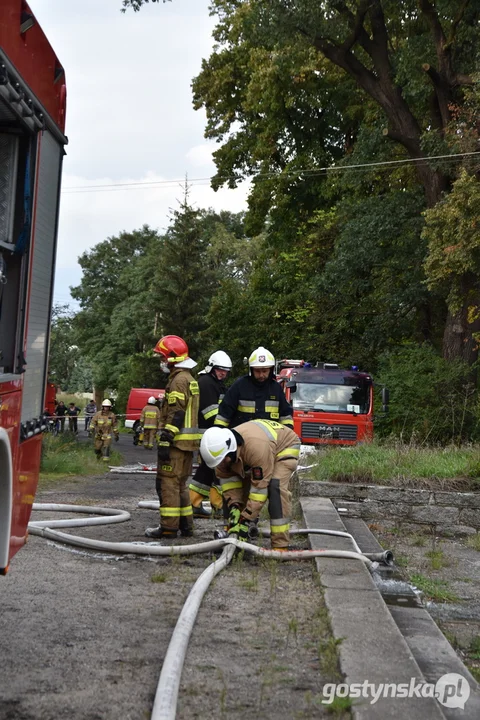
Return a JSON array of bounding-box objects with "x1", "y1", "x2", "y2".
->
[
  {"x1": 145, "y1": 335, "x2": 201, "y2": 540},
  {"x1": 215, "y1": 346, "x2": 293, "y2": 429},
  {"x1": 188, "y1": 350, "x2": 232, "y2": 518},
  {"x1": 140, "y1": 396, "x2": 161, "y2": 449},
  {"x1": 200, "y1": 419, "x2": 301, "y2": 550},
  {"x1": 90, "y1": 399, "x2": 119, "y2": 462}
]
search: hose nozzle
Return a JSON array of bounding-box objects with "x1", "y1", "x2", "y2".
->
[{"x1": 364, "y1": 550, "x2": 394, "y2": 566}]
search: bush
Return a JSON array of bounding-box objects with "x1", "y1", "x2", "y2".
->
[
  {"x1": 374, "y1": 344, "x2": 478, "y2": 444},
  {"x1": 40, "y1": 433, "x2": 122, "y2": 479}
]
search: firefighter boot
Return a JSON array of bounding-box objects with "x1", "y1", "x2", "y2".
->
[
  {"x1": 179, "y1": 517, "x2": 194, "y2": 538},
  {"x1": 144, "y1": 526, "x2": 178, "y2": 539},
  {"x1": 190, "y1": 490, "x2": 212, "y2": 518},
  {"x1": 102, "y1": 447, "x2": 110, "y2": 462},
  {"x1": 95, "y1": 450, "x2": 102, "y2": 461}
]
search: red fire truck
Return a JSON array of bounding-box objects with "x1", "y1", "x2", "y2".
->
[
  {"x1": 277, "y1": 360, "x2": 388, "y2": 446},
  {"x1": 0, "y1": 1, "x2": 67, "y2": 574}
]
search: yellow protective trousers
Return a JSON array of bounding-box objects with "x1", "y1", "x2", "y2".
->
[
  {"x1": 94, "y1": 436, "x2": 111, "y2": 459},
  {"x1": 156, "y1": 447, "x2": 194, "y2": 533},
  {"x1": 143, "y1": 428, "x2": 156, "y2": 449}
]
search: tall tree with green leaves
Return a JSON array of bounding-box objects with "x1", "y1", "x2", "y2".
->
[
  {"x1": 71, "y1": 225, "x2": 163, "y2": 391},
  {"x1": 153, "y1": 186, "x2": 222, "y2": 359},
  {"x1": 49, "y1": 304, "x2": 84, "y2": 391},
  {"x1": 122, "y1": 0, "x2": 480, "y2": 364}
]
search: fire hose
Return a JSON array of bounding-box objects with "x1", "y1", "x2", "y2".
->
[{"x1": 28, "y1": 503, "x2": 393, "y2": 720}]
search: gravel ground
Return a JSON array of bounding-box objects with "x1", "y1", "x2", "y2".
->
[
  {"x1": 371, "y1": 519, "x2": 480, "y2": 680},
  {"x1": 0, "y1": 433, "x2": 348, "y2": 720}
]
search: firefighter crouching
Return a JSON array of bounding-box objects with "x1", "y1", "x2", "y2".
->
[
  {"x1": 90, "y1": 399, "x2": 119, "y2": 461},
  {"x1": 189, "y1": 350, "x2": 232, "y2": 518},
  {"x1": 145, "y1": 335, "x2": 201, "y2": 540},
  {"x1": 140, "y1": 396, "x2": 161, "y2": 449},
  {"x1": 200, "y1": 419, "x2": 301, "y2": 550}
]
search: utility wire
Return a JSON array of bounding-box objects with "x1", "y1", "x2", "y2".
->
[{"x1": 61, "y1": 150, "x2": 480, "y2": 194}]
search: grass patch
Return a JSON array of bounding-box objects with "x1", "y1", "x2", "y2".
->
[
  {"x1": 425, "y1": 549, "x2": 450, "y2": 570},
  {"x1": 466, "y1": 664, "x2": 480, "y2": 683},
  {"x1": 325, "y1": 695, "x2": 353, "y2": 714},
  {"x1": 410, "y1": 573, "x2": 460, "y2": 602},
  {"x1": 40, "y1": 433, "x2": 122, "y2": 482},
  {"x1": 151, "y1": 572, "x2": 168, "y2": 583},
  {"x1": 307, "y1": 441, "x2": 480, "y2": 489},
  {"x1": 466, "y1": 533, "x2": 480, "y2": 551}
]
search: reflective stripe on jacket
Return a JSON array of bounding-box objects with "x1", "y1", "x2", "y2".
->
[
  {"x1": 215, "y1": 375, "x2": 293, "y2": 428},
  {"x1": 160, "y1": 368, "x2": 201, "y2": 451},
  {"x1": 140, "y1": 405, "x2": 161, "y2": 429},
  {"x1": 215, "y1": 419, "x2": 300, "y2": 485},
  {"x1": 91, "y1": 411, "x2": 118, "y2": 439},
  {"x1": 198, "y1": 372, "x2": 226, "y2": 429}
]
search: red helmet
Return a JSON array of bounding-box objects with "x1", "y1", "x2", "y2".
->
[{"x1": 153, "y1": 335, "x2": 189, "y2": 364}]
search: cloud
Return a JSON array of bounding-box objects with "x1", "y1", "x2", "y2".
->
[{"x1": 28, "y1": 0, "x2": 250, "y2": 306}]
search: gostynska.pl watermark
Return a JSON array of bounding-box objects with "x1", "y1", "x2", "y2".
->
[{"x1": 322, "y1": 673, "x2": 470, "y2": 709}]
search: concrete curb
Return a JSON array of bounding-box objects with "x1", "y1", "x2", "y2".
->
[{"x1": 301, "y1": 496, "x2": 447, "y2": 719}]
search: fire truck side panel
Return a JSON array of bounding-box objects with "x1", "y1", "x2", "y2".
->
[
  {"x1": 21, "y1": 130, "x2": 62, "y2": 424},
  {"x1": 0, "y1": 3, "x2": 67, "y2": 572},
  {"x1": 0, "y1": 390, "x2": 20, "y2": 572},
  {"x1": 11, "y1": 434, "x2": 42, "y2": 556},
  {"x1": 0, "y1": 1, "x2": 66, "y2": 133}
]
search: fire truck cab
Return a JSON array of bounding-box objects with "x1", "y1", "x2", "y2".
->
[
  {"x1": 0, "y1": 1, "x2": 67, "y2": 573},
  {"x1": 277, "y1": 360, "x2": 385, "y2": 446}
]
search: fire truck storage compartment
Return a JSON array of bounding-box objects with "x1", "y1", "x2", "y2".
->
[
  {"x1": 0, "y1": 129, "x2": 29, "y2": 377},
  {"x1": 0, "y1": 114, "x2": 62, "y2": 424},
  {"x1": 21, "y1": 130, "x2": 62, "y2": 423}
]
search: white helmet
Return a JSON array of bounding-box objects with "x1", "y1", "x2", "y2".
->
[
  {"x1": 200, "y1": 427, "x2": 237, "y2": 468},
  {"x1": 101, "y1": 399, "x2": 112, "y2": 407},
  {"x1": 248, "y1": 346, "x2": 275, "y2": 369},
  {"x1": 148, "y1": 396, "x2": 157, "y2": 404},
  {"x1": 205, "y1": 350, "x2": 232, "y2": 374}
]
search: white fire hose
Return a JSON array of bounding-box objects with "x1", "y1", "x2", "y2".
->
[{"x1": 28, "y1": 502, "x2": 392, "y2": 720}]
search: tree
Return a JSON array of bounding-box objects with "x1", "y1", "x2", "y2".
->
[
  {"x1": 49, "y1": 304, "x2": 84, "y2": 391},
  {"x1": 423, "y1": 170, "x2": 480, "y2": 367},
  {"x1": 153, "y1": 186, "x2": 230, "y2": 359},
  {"x1": 71, "y1": 225, "x2": 163, "y2": 392},
  {"x1": 191, "y1": 1, "x2": 480, "y2": 363}
]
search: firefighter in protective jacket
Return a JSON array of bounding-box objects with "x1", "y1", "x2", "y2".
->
[
  {"x1": 188, "y1": 350, "x2": 232, "y2": 517},
  {"x1": 91, "y1": 399, "x2": 119, "y2": 461},
  {"x1": 145, "y1": 335, "x2": 201, "y2": 540},
  {"x1": 215, "y1": 346, "x2": 293, "y2": 429},
  {"x1": 140, "y1": 396, "x2": 161, "y2": 449},
  {"x1": 200, "y1": 419, "x2": 301, "y2": 549}
]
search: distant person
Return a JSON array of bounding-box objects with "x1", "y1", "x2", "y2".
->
[
  {"x1": 90, "y1": 399, "x2": 119, "y2": 462},
  {"x1": 54, "y1": 401, "x2": 67, "y2": 433},
  {"x1": 84, "y1": 399, "x2": 97, "y2": 431},
  {"x1": 67, "y1": 403, "x2": 81, "y2": 433},
  {"x1": 140, "y1": 396, "x2": 161, "y2": 450}
]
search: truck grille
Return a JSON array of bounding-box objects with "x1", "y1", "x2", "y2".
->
[{"x1": 301, "y1": 422, "x2": 358, "y2": 441}]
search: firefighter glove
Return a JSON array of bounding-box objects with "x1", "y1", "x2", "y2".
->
[
  {"x1": 158, "y1": 440, "x2": 171, "y2": 462},
  {"x1": 159, "y1": 429, "x2": 175, "y2": 444},
  {"x1": 227, "y1": 505, "x2": 242, "y2": 535}
]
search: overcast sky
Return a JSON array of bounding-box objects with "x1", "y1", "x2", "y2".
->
[{"x1": 30, "y1": 0, "x2": 249, "y2": 309}]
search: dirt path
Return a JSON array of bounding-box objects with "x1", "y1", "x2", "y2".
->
[{"x1": 0, "y1": 434, "x2": 348, "y2": 720}]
